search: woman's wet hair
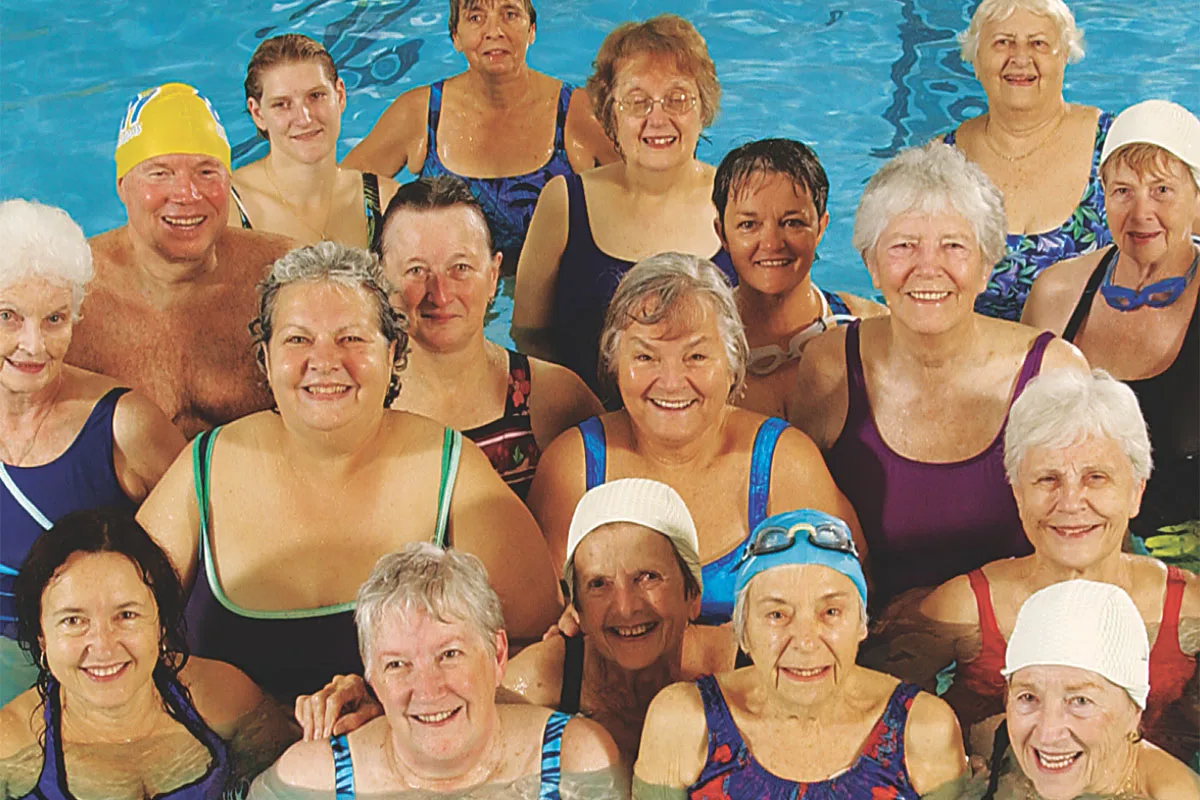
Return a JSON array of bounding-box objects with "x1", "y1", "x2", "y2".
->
[
  {"x1": 355, "y1": 542, "x2": 505, "y2": 678},
  {"x1": 712, "y1": 138, "x2": 830, "y2": 226},
  {"x1": 375, "y1": 175, "x2": 495, "y2": 260},
  {"x1": 586, "y1": 14, "x2": 720, "y2": 147},
  {"x1": 852, "y1": 140, "x2": 1008, "y2": 270},
  {"x1": 13, "y1": 507, "x2": 190, "y2": 703},
  {"x1": 597, "y1": 251, "x2": 747, "y2": 404},
  {"x1": 449, "y1": 0, "x2": 536, "y2": 36},
  {"x1": 1102, "y1": 142, "x2": 1200, "y2": 192},
  {"x1": 244, "y1": 34, "x2": 340, "y2": 139},
  {"x1": 249, "y1": 241, "x2": 409, "y2": 407},
  {"x1": 0, "y1": 199, "x2": 93, "y2": 319},
  {"x1": 958, "y1": 0, "x2": 1085, "y2": 66}
]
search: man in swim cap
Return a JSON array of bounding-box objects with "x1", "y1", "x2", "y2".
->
[{"x1": 69, "y1": 83, "x2": 294, "y2": 437}]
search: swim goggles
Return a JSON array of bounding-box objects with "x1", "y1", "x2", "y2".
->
[
  {"x1": 745, "y1": 292, "x2": 855, "y2": 376},
  {"x1": 739, "y1": 517, "x2": 860, "y2": 564},
  {"x1": 1100, "y1": 245, "x2": 1199, "y2": 311},
  {"x1": 733, "y1": 509, "x2": 868, "y2": 604}
]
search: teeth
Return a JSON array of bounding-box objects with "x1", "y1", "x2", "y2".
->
[
  {"x1": 613, "y1": 622, "x2": 654, "y2": 637},
  {"x1": 305, "y1": 385, "x2": 349, "y2": 395},
  {"x1": 163, "y1": 216, "x2": 204, "y2": 226},
  {"x1": 650, "y1": 398, "x2": 693, "y2": 409},
  {"x1": 644, "y1": 136, "x2": 676, "y2": 145},
  {"x1": 1035, "y1": 750, "x2": 1079, "y2": 770},
  {"x1": 85, "y1": 664, "x2": 124, "y2": 677},
  {"x1": 756, "y1": 260, "x2": 791, "y2": 267},
  {"x1": 413, "y1": 709, "x2": 456, "y2": 723},
  {"x1": 786, "y1": 666, "x2": 826, "y2": 677},
  {"x1": 909, "y1": 291, "x2": 950, "y2": 301}
]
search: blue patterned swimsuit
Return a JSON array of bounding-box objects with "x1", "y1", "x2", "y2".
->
[
  {"x1": 944, "y1": 110, "x2": 1113, "y2": 321},
  {"x1": 420, "y1": 79, "x2": 577, "y2": 267}
]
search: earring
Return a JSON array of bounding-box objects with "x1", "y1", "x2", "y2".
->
[{"x1": 1125, "y1": 728, "x2": 1143, "y2": 744}]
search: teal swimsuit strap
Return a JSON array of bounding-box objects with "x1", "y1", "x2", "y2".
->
[
  {"x1": 230, "y1": 185, "x2": 252, "y2": 229},
  {"x1": 331, "y1": 734, "x2": 355, "y2": 800},
  {"x1": 362, "y1": 172, "x2": 382, "y2": 251},
  {"x1": 433, "y1": 428, "x2": 462, "y2": 548},
  {"x1": 538, "y1": 710, "x2": 571, "y2": 800}
]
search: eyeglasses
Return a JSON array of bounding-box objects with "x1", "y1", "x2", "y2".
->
[
  {"x1": 1100, "y1": 247, "x2": 1199, "y2": 311},
  {"x1": 737, "y1": 519, "x2": 859, "y2": 568},
  {"x1": 615, "y1": 90, "x2": 697, "y2": 118}
]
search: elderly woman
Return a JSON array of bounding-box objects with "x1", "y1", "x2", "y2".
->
[
  {"x1": 789, "y1": 141, "x2": 1087, "y2": 609},
  {"x1": 712, "y1": 138, "x2": 887, "y2": 418},
  {"x1": 249, "y1": 542, "x2": 624, "y2": 799},
  {"x1": 0, "y1": 508, "x2": 297, "y2": 799},
  {"x1": 230, "y1": 34, "x2": 400, "y2": 249},
  {"x1": 378, "y1": 176, "x2": 602, "y2": 499},
  {"x1": 137, "y1": 241, "x2": 560, "y2": 704},
  {"x1": 513, "y1": 14, "x2": 738, "y2": 397},
  {"x1": 635, "y1": 509, "x2": 967, "y2": 798},
  {"x1": 0, "y1": 199, "x2": 183, "y2": 705},
  {"x1": 343, "y1": 0, "x2": 616, "y2": 270},
  {"x1": 966, "y1": 581, "x2": 1199, "y2": 800},
  {"x1": 872, "y1": 369, "x2": 1198, "y2": 763},
  {"x1": 945, "y1": 0, "x2": 1112, "y2": 321},
  {"x1": 1024, "y1": 100, "x2": 1200, "y2": 544},
  {"x1": 529, "y1": 251, "x2": 864, "y2": 625}
]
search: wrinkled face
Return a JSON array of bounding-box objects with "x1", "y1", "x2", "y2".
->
[
  {"x1": 1014, "y1": 435, "x2": 1144, "y2": 572},
  {"x1": 451, "y1": 0, "x2": 535, "y2": 75},
  {"x1": 381, "y1": 206, "x2": 500, "y2": 354},
  {"x1": 39, "y1": 551, "x2": 161, "y2": 710},
  {"x1": 867, "y1": 209, "x2": 989, "y2": 334},
  {"x1": 118, "y1": 154, "x2": 230, "y2": 263},
  {"x1": 742, "y1": 564, "x2": 865, "y2": 708},
  {"x1": 616, "y1": 297, "x2": 732, "y2": 446},
  {"x1": 264, "y1": 281, "x2": 395, "y2": 431},
  {"x1": 975, "y1": 10, "x2": 1068, "y2": 110},
  {"x1": 721, "y1": 172, "x2": 829, "y2": 298},
  {"x1": 369, "y1": 609, "x2": 506, "y2": 770},
  {"x1": 573, "y1": 522, "x2": 700, "y2": 672},
  {"x1": 1007, "y1": 665, "x2": 1141, "y2": 799},
  {"x1": 0, "y1": 278, "x2": 73, "y2": 395},
  {"x1": 1103, "y1": 156, "x2": 1200, "y2": 269},
  {"x1": 248, "y1": 61, "x2": 346, "y2": 163},
  {"x1": 612, "y1": 53, "x2": 703, "y2": 170}
]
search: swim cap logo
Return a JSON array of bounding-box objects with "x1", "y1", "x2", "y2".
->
[
  {"x1": 117, "y1": 86, "x2": 160, "y2": 147},
  {"x1": 200, "y1": 96, "x2": 230, "y2": 145}
]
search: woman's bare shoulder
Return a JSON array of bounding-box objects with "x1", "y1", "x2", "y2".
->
[{"x1": 0, "y1": 692, "x2": 40, "y2": 758}]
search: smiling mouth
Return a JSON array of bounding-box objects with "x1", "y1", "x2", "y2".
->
[
  {"x1": 1049, "y1": 523, "x2": 1101, "y2": 539},
  {"x1": 754, "y1": 258, "x2": 794, "y2": 268},
  {"x1": 1034, "y1": 749, "x2": 1082, "y2": 771},
  {"x1": 411, "y1": 707, "x2": 461, "y2": 725},
  {"x1": 163, "y1": 215, "x2": 205, "y2": 228},
  {"x1": 608, "y1": 621, "x2": 658, "y2": 639},
  {"x1": 1003, "y1": 75, "x2": 1037, "y2": 85},
  {"x1": 291, "y1": 130, "x2": 323, "y2": 141},
  {"x1": 6, "y1": 359, "x2": 46, "y2": 373},
  {"x1": 643, "y1": 135, "x2": 677, "y2": 147},
  {"x1": 303, "y1": 385, "x2": 351, "y2": 397},
  {"x1": 649, "y1": 398, "x2": 695, "y2": 410},
  {"x1": 780, "y1": 665, "x2": 830, "y2": 681},
  {"x1": 82, "y1": 663, "x2": 129, "y2": 680},
  {"x1": 908, "y1": 290, "x2": 951, "y2": 301}
]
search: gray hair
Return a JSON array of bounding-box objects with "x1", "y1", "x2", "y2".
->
[
  {"x1": 597, "y1": 252, "x2": 748, "y2": 402},
  {"x1": 1004, "y1": 369, "x2": 1153, "y2": 485},
  {"x1": 852, "y1": 141, "x2": 1008, "y2": 272},
  {"x1": 249, "y1": 241, "x2": 408, "y2": 406},
  {"x1": 0, "y1": 199, "x2": 93, "y2": 319},
  {"x1": 731, "y1": 573, "x2": 868, "y2": 654},
  {"x1": 355, "y1": 543, "x2": 505, "y2": 679},
  {"x1": 958, "y1": 0, "x2": 1085, "y2": 66}
]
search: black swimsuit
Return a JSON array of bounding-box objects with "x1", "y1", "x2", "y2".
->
[{"x1": 230, "y1": 172, "x2": 383, "y2": 251}]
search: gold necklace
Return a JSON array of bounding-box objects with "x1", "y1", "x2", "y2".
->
[
  {"x1": 2, "y1": 379, "x2": 63, "y2": 467},
  {"x1": 982, "y1": 106, "x2": 1068, "y2": 163},
  {"x1": 263, "y1": 159, "x2": 333, "y2": 240}
]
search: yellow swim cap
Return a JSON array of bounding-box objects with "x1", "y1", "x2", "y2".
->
[{"x1": 114, "y1": 83, "x2": 231, "y2": 179}]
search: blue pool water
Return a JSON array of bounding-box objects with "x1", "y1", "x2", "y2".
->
[{"x1": 2, "y1": 0, "x2": 1197, "y2": 345}]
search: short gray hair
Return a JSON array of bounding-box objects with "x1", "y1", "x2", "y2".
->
[
  {"x1": 597, "y1": 252, "x2": 748, "y2": 402},
  {"x1": 0, "y1": 199, "x2": 93, "y2": 319},
  {"x1": 1004, "y1": 369, "x2": 1153, "y2": 485},
  {"x1": 355, "y1": 543, "x2": 505, "y2": 679},
  {"x1": 958, "y1": 0, "x2": 1085, "y2": 66},
  {"x1": 249, "y1": 241, "x2": 408, "y2": 406},
  {"x1": 853, "y1": 141, "x2": 1008, "y2": 272},
  {"x1": 731, "y1": 572, "x2": 868, "y2": 654}
]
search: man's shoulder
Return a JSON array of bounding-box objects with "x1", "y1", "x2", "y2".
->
[{"x1": 215, "y1": 228, "x2": 295, "y2": 276}]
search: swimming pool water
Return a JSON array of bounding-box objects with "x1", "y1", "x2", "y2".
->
[{"x1": 2, "y1": 0, "x2": 1197, "y2": 346}]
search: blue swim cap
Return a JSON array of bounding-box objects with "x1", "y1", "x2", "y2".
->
[{"x1": 734, "y1": 509, "x2": 868, "y2": 607}]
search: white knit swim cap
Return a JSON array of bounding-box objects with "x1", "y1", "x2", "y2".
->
[
  {"x1": 1002, "y1": 580, "x2": 1150, "y2": 709},
  {"x1": 1100, "y1": 99, "x2": 1200, "y2": 185}
]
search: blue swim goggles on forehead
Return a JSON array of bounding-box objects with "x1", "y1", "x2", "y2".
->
[
  {"x1": 733, "y1": 509, "x2": 868, "y2": 606},
  {"x1": 1100, "y1": 245, "x2": 1199, "y2": 311}
]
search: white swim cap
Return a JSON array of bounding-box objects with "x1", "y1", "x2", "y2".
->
[
  {"x1": 1002, "y1": 580, "x2": 1150, "y2": 710},
  {"x1": 1100, "y1": 99, "x2": 1200, "y2": 185}
]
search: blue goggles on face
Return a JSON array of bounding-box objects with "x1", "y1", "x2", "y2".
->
[
  {"x1": 739, "y1": 519, "x2": 860, "y2": 563},
  {"x1": 733, "y1": 509, "x2": 868, "y2": 606},
  {"x1": 1101, "y1": 246, "x2": 1199, "y2": 311}
]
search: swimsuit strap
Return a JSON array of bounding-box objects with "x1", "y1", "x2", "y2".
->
[
  {"x1": 1011, "y1": 331, "x2": 1055, "y2": 403},
  {"x1": 966, "y1": 569, "x2": 1006, "y2": 657},
  {"x1": 192, "y1": 427, "x2": 222, "y2": 552},
  {"x1": 230, "y1": 185, "x2": 253, "y2": 229},
  {"x1": 538, "y1": 711, "x2": 572, "y2": 800},
  {"x1": 842, "y1": 319, "x2": 869, "y2": 426},
  {"x1": 425, "y1": 80, "x2": 446, "y2": 165},
  {"x1": 34, "y1": 677, "x2": 67, "y2": 800},
  {"x1": 747, "y1": 417, "x2": 788, "y2": 530},
  {"x1": 558, "y1": 634, "x2": 585, "y2": 714},
  {"x1": 859, "y1": 681, "x2": 922, "y2": 771},
  {"x1": 694, "y1": 674, "x2": 745, "y2": 767},
  {"x1": 330, "y1": 733, "x2": 356, "y2": 800},
  {"x1": 820, "y1": 286, "x2": 853, "y2": 320},
  {"x1": 434, "y1": 428, "x2": 463, "y2": 548},
  {"x1": 1062, "y1": 248, "x2": 1113, "y2": 342},
  {"x1": 362, "y1": 172, "x2": 383, "y2": 252},
  {"x1": 553, "y1": 82, "x2": 574, "y2": 151},
  {"x1": 1157, "y1": 566, "x2": 1188, "y2": 659},
  {"x1": 505, "y1": 350, "x2": 534, "y2": 418},
  {"x1": 578, "y1": 416, "x2": 606, "y2": 490}
]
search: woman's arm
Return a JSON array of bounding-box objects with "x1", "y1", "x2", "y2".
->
[
  {"x1": 526, "y1": 426, "x2": 589, "y2": 573},
  {"x1": 340, "y1": 86, "x2": 429, "y2": 178},
  {"x1": 512, "y1": 175, "x2": 571, "y2": 361},
  {"x1": 447, "y1": 439, "x2": 563, "y2": 643},
  {"x1": 111, "y1": 389, "x2": 186, "y2": 504},
  {"x1": 633, "y1": 682, "x2": 708, "y2": 796},
  {"x1": 136, "y1": 439, "x2": 203, "y2": 589},
  {"x1": 527, "y1": 358, "x2": 605, "y2": 451},
  {"x1": 564, "y1": 88, "x2": 620, "y2": 173},
  {"x1": 903, "y1": 692, "x2": 968, "y2": 797}
]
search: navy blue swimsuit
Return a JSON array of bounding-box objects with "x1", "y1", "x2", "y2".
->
[
  {"x1": 420, "y1": 79, "x2": 576, "y2": 267},
  {"x1": 578, "y1": 415, "x2": 787, "y2": 624}
]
